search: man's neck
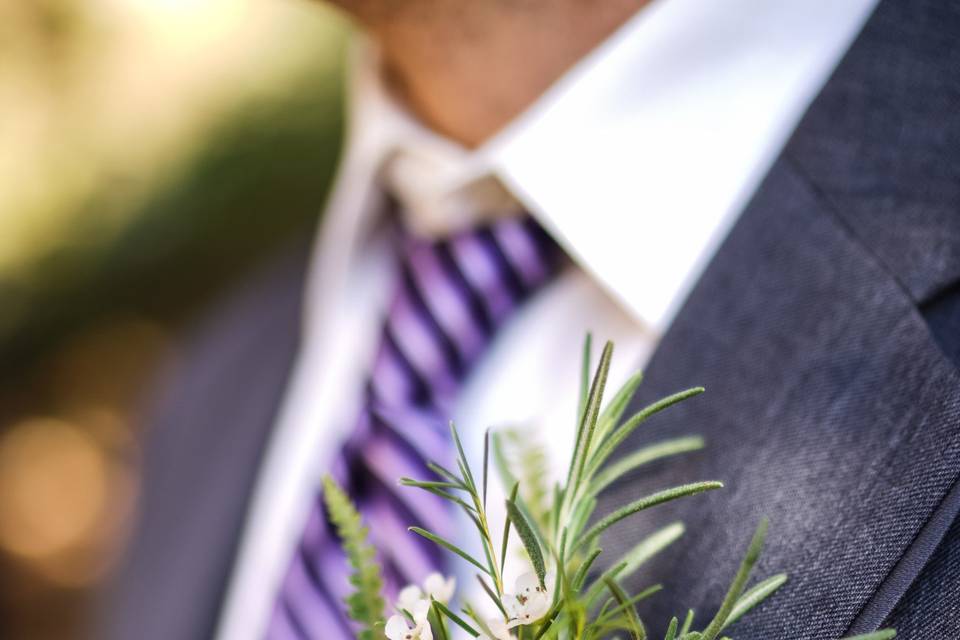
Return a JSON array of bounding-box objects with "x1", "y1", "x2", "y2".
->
[{"x1": 340, "y1": 0, "x2": 649, "y2": 148}]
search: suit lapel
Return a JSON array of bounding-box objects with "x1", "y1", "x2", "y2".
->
[
  {"x1": 784, "y1": 0, "x2": 960, "y2": 306},
  {"x1": 601, "y1": 1, "x2": 960, "y2": 637}
]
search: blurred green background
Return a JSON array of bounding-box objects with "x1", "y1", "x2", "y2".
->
[{"x1": 0, "y1": 1, "x2": 349, "y2": 637}]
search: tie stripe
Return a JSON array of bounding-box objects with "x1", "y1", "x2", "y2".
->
[
  {"x1": 399, "y1": 264, "x2": 466, "y2": 376},
  {"x1": 267, "y1": 211, "x2": 563, "y2": 639},
  {"x1": 433, "y1": 242, "x2": 497, "y2": 335}
]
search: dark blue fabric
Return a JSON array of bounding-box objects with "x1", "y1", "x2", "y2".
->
[
  {"x1": 598, "y1": 1, "x2": 960, "y2": 637},
  {"x1": 846, "y1": 464, "x2": 960, "y2": 634},
  {"x1": 599, "y1": 159, "x2": 960, "y2": 640},
  {"x1": 784, "y1": 3, "x2": 960, "y2": 306},
  {"x1": 921, "y1": 283, "x2": 960, "y2": 372},
  {"x1": 872, "y1": 289, "x2": 960, "y2": 635},
  {"x1": 882, "y1": 510, "x2": 960, "y2": 636},
  {"x1": 101, "y1": 243, "x2": 309, "y2": 640}
]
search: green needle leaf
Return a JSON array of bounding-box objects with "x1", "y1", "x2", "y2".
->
[
  {"x1": 585, "y1": 522, "x2": 685, "y2": 604},
  {"x1": 506, "y1": 498, "x2": 547, "y2": 588},
  {"x1": 476, "y1": 574, "x2": 508, "y2": 618},
  {"x1": 602, "y1": 576, "x2": 646, "y2": 640},
  {"x1": 595, "y1": 370, "x2": 644, "y2": 444},
  {"x1": 841, "y1": 632, "x2": 896, "y2": 640},
  {"x1": 577, "y1": 333, "x2": 593, "y2": 427},
  {"x1": 428, "y1": 601, "x2": 450, "y2": 640},
  {"x1": 399, "y1": 478, "x2": 476, "y2": 514},
  {"x1": 428, "y1": 461, "x2": 464, "y2": 486},
  {"x1": 571, "y1": 547, "x2": 604, "y2": 591},
  {"x1": 572, "y1": 341, "x2": 615, "y2": 489},
  {"x1": 680, "y1": 609, "x2": 695, "y2": 635},
  {"x1": 700, "y1": 518, "x2": 768, "y2": 640},
  {"x1": 408, "y1": 527, "x2": 490, "y2": 575},
  {"x1": 664, "y1": 617, "x2": 679, "y2": 640},
  {"x1": 589, "y1": 436, "x2": 705, "y2": 497},
  {"x1": 450, "y1": 421, "x2": 477, "y2": 492},
  {"x1": 432, "y1": 599, "x2": 480, "y2": 637},
  {"x1": 722, "y1": 573, "x2": 788, "y2": 630},
  {"x1": 576, "y1": 482, "x2": 723, "y2": 553},
  {"x1": 482, "y1": 428, "x2": 490, "y2": 509},
  {"x1": 588, "y1": 387, "x2": 706, "y2": 475},
  {"x1": 595, "y1": 584, "x2": 662, "y2": 626},
  {"x1": 500, "y1": 483, "x2": 519, "y2": 578},
  {"x1": 398, "y1": 478, "x2": 464, "y2": 491}
]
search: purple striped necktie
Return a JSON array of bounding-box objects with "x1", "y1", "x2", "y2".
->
[{"x1": 267, "y1": 210, "x2": 564, "y2": 639}]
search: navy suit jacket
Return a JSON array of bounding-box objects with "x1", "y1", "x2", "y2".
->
[{"x1": 102, "y1": 0, "x2": 960, "y2": 637}]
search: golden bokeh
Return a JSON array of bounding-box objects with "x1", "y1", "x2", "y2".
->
[
  {"x1": 0, "y1": 0, "x2": 346, "y2": 276},
  {"x1": 0, "y1": 0, "x2": 348, "y2": 636},
  {"x1": 0, "y1": 418, "x2": 109, "y2": 580}
]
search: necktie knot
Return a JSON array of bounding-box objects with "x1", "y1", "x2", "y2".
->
[{"x1": 374, "y1": 212, "x2": 565, "y2": 412}]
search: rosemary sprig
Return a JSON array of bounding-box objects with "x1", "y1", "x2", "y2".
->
[{"x1": 325, "y1": 338, "x2": 896, "y2": 640}]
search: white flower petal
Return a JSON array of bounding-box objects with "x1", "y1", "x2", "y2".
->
[
  {"x1": 505, "y1": 595, "x2": 523, "y2": 619},
  {"x1": 398, "y1": 585, "x2": 425, "y2": 612},
  {"x1": 419, "y1": 621, "x2": 434, "y2": 640},
  {"x1": 525, "y1": 592, "x2": 551, "y2": 620},
  {"x1": 385, "y1": 614, "x2": 411, "y2": 640},
  {"x1": 412, "y1": 599, "x2": 432, "y2": 623},
  {"x1": 485, "y1": 617, "x2": 513, "y2": 640},
  {"x1": 514, "y1": 571, "x2": 539, "y2": 595},
  {"x1": 423, "y1": 573, "x2": 456, "y2": 603},
  {"x1": 423, "y1": 572, "x2": 444, "y2": 594}
]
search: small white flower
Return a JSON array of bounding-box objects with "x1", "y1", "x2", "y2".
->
[
  {"x1": 396, "y1": 573, "x2": 457, "y2": 614},
  {"x1": 504, "y1": 571, "x2": 555, "y2": 627},
  {"x1": 478, "y1": 617, "x2": 514, "y2": 640},
  {"x1": 423, "y1": 572, "x2": 456, "y2": 603},
  {"x1": 397, "y1": 584, "x2": 425, "y2": 613},
  {"x1": 385, "y1": 600, "x2": 433, "y2": 640}
]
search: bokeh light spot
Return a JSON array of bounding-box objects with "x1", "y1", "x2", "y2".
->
[{"x1": 0, "y1": 417, "x2": 108, "y2": 564}]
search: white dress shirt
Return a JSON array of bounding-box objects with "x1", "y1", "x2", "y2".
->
[{"x1": 215, "y1": 1, "x2": 879, "y2": 637}]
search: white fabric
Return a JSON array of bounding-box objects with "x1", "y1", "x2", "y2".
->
[{"x1": 214, "y1": 1, "x2": 879, "y2": 637}]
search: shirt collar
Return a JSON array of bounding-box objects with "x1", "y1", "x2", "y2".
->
[
  {"x1": 351, "y1": 46, "x2": 518, "y2": 238},
  {"x1": 344, "y1": 0, "x2": 879, "y2": 330}
]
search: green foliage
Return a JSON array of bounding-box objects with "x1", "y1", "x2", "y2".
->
[
  {"x1": 328, "y1": 337, "x2": 897, "y2": 640},
  {"x1": 722, "y1": 573, "x2": 788, "y2": 630},
  {"x1": 699, "y1": 519, "x2": 769, "y2": 640},
  {"x1": 433, "y1": 599, "x2": 480, "y2": 637},
  {"x1": 506, "y1": 499, "x2": 547, "y2": 588},
  {"x1": 602, "y1": 576, "x2": 646, "y2": 639},
  {"x1": 322, "y1": 476, "x2": 386, "y2": 640},
  {"x1": 495, "y1": 428, "x2": 553, "y2": 532}
]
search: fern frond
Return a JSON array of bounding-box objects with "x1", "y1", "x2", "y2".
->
[
  {"x1": 502, "y1": 427, "x2": 553, "y2": 532},
  {"x1": 322, "y1": 476, "x2": 386, "y2": 640}
]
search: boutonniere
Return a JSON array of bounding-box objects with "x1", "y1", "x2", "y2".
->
[{"x1": 324, "y1": 337, "x2": 896, "y2": 640}]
